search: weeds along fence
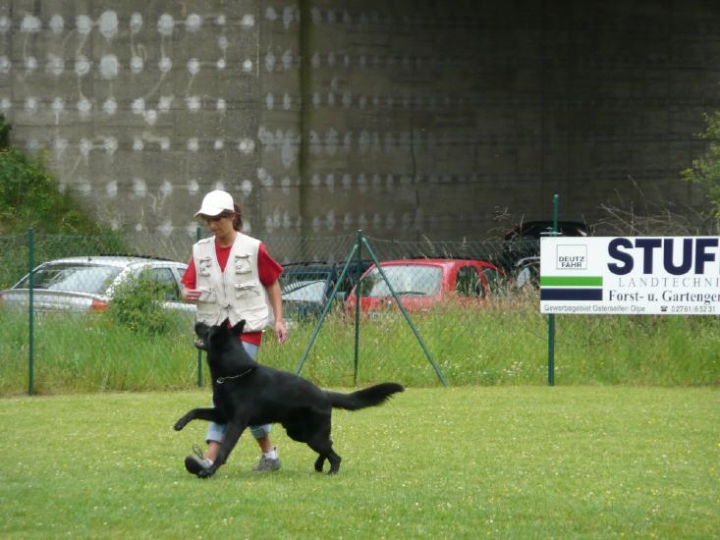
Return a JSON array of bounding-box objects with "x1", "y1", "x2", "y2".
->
[
  {"x1": 0, "y1": 229, "x2": 544, "y2": 393},
  {"x1": 1, "y1": 230, "x2": 718, "y2": 395}
]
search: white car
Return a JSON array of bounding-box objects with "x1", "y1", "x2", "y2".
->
[{"x1": 0, "y1": 255, "x2": 195, "y2": 314}]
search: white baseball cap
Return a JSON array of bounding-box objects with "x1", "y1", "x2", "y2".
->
[{"x1": 195, "y1": 190, "x2": 234, "y2": 217}]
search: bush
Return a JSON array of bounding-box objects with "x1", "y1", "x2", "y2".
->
[
  {"x1": 0, "y1": 113, "x2": 127, "y2": 288},
  {"x1": 0, "y1": 147, "x2": 105, "y2": 234},
  {"x1": 105, "y1": 272, "x2": 185, "y2": 335},
  {"x1": 682, "y1": 110, "x2": 720, "y2": 231},
  {"x1": 0, "y1": 113, "x2": 118, "y2": 235}
]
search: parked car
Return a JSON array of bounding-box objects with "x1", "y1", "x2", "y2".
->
[
  {"x1": 344, "y1": 258, "x2": 508, "y2": 317},
  {"x1": 503, "y1": 220, "x2": 590, "y2": 241},
  {"x1": 514, "y1": 256, "x2": 540, "y2": 290},
  {"x1": 280, "y1": 260, "x2": 372, "y2": 322},
  {"x1": 500, "y1": 220, "x2": 591, "y2": 276},
  {"x1": 0, "y1": 255, "x2": 193, "y2": 314}
]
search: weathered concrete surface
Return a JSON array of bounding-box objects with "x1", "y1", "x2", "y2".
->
[{"x1": 0, "y1": 1, "x2": 718, "y2": 260}]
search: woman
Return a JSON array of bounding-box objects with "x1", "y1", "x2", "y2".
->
[{"x1": 180, "y1": 189, "x2": 288, "y2": 475}]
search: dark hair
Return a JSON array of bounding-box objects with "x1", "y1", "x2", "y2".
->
[{"x1": 231, "y1": 203, "x2": 243, "y2": 231}]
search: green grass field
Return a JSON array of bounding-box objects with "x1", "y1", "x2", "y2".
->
[{"x1": 1, "y1": 386, "x2": 717, "y2": 539}]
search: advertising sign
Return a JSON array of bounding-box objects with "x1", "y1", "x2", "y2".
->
[{"x1": 540, "y1": 237, "x2": 720, "y2": 315}]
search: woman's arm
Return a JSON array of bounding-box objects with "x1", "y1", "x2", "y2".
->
[{"x1": 266, "y1": 280, "x2": 287, "y2": 344}]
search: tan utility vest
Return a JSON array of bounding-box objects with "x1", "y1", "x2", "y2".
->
[{"x1": 192, "y1": 233, "x2": 270, "y2": 331}]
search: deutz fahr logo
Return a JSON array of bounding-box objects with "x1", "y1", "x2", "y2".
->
[{"x1": 556, "y1": 245, "x2": 587, "y2": 270}]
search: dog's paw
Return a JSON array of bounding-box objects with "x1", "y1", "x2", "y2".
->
[{"x1": 173, "y1": 418, "x2": 189, "y2": 431}]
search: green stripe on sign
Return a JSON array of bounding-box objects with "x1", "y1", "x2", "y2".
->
[{"x1": 540, "y1": 276, "x2": 603, "y2": 287}]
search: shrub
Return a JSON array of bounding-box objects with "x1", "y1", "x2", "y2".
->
[
  {"x1": 682, "y1": 110, "x2": 720, "y2": 231},
  {"x1": 0, "y1": 113, "x2": 127, "y2": 288},
  {"x1": 105, "y1": 271, "x2": 185, "y2": 335},
  {"x1": 0, "y1": 113, "x2": 118, "y2": 235}
]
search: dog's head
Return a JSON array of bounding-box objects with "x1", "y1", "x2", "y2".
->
[{"x1": 194, "y1": 320, "x2": 259, "y2": 376}]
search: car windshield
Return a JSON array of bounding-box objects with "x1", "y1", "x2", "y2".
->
[
  {"x1": 282, "y1": 280, "x2": 327, "y2": 302},
  {"x1": 360, "y1": 265, "x2": 442, "y2": 297},
  {"x1": 17, "y1": 263, "x2": 122, "y2": 295}
]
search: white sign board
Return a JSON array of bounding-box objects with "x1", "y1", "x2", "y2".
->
[{"x1": 540, "y1": 237, "x2": 720, "y2": 315}]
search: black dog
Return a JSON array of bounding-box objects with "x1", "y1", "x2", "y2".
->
[{"x1": 174, "y1": 320, "x2": 404, "y2": 477}]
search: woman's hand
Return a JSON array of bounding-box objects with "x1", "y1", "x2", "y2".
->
[
  {"x1": 182, "y1": 287, "x2": 204, "y2": 303},
  {"x1": 275, "y1": 320, "x2": 288, "y2": 345}
]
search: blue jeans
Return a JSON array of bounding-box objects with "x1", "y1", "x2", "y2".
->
[{"x1": 205, "y1": 341, "x2": 271, "y2": 443}]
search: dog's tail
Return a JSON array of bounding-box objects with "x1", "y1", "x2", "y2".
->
[{"x1": 326, "y1": 382, "x2": 404, "y2": 411}]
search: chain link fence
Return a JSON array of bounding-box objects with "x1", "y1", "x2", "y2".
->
[
  {"x1": 0, "y1": 232, "x2": 127, "y2": 291},
  {"x1": 0, "y1": 230, "x2": 536, "y2": 288},
  {"x1": 0, "y1": 229, "x2": 551, "y2": 393},
  {"x1": 2, "y1": 228, "x2": 717, "y2": 394}
]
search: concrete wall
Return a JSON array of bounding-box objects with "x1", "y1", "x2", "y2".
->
[
  {"x1": 1, "y1": 0, "x2": 718, "y2": 261},
  {"x1": 0, "y1": 0, "x2": 263, "y2": 258}
]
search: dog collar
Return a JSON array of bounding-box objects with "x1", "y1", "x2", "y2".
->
[{"x1": 216, "y1": 368, "x2": 253, "y2": 384}]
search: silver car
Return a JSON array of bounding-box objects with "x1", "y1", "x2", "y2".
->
[{"x1": 0, "y1": 255, "x2": 195, "y2": 314}]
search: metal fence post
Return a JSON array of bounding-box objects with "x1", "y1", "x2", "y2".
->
[
  {"x1": 196, "y1": 225, "x2": 203, "y2": 388},
  {"x1": 547, "y1": 194, "x2": 559, "y2": 386},
  {"x1": 27, "y1": 228, "x2": 35, "y2": 395},
  {"x1": 353, "y1": 229, "x2": 363, "y2": 385},
  {"x1": 359, "y1": 233, "x2": 448, "y2": 387},
  {"x1": 295, "y1": 230, "x2": 448, "y2": 387}
]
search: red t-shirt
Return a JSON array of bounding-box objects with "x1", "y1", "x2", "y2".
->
[{"x1": 181, "y1": 241, "x2": 283, "y2": 346}]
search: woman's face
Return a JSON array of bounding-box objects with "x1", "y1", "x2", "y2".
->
[{"x1": 204, "y1": 213, "x2": 235, "y2": 239}]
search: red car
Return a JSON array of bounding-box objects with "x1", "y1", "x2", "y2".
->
[{"x1": 344, "y1": 258, "x2": 508, "y2": 316}]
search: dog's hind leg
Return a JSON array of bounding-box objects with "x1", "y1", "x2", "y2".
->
[
  {"x1": 314, "y1": 454, "x2": 326, "y2": 472},
  {"x1": 326, "y1": 449, "x2": 341, "y2": 475},
  {"x1": 308, "y1": 438, "x2": 342, "y2": 475}
]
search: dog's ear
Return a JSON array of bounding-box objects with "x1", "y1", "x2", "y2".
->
[
  {"x1": 230, "y1": 319, "x2": 246, "y2": 337},
  {"x1": 193, "y1": 322, "x2": 210, "y2": 351},
  {"x1": 195, "y1": 322, "x2": 210, "y2": 340}
]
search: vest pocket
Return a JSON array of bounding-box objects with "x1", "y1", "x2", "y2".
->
[
  {"x1": 234, "y1": 282, "x2": 261, "y2": 300},
  {"x1": 234, "y1": 254, "x2": 252, "y2": 274},
  {"x1": 197, "y1": 289, "x2": 216, "y2": 303},
  {"x1": 198, "y1": 256, "x2": 213, "y2": 276}
]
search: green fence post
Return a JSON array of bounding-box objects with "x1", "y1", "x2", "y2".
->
[
  {"x1": 295, "y1": 241, "x2": 360, "y2": 377},
  {"x1": 547, "y1": 194, "x2": 559, "y2": 386},
  {"x1": 295, "y1": 230, "x2": 447, "y2": 387},
  {"x1": 353, "y1": 229, "x2": 363, "y2": 386},
  {"x1": 196, "y1": 225, "x2": 203, "y2": 388},
  {"x1": 359, "y1": 234, "x2": 448, "y2": 387},
  {"x1": 27, "y1": 228, "x2": 35, "y2": 395}
]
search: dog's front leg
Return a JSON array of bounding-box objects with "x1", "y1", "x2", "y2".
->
[
  {"x1": 173, "y1": 407, "x2": 224, "y2": 431},
  {"x1": 194, "y1": 423, "x2": 246, "y2": 479},
  {"x1": 213, "y1": 422, "x2": 246, "y2": 467}
]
